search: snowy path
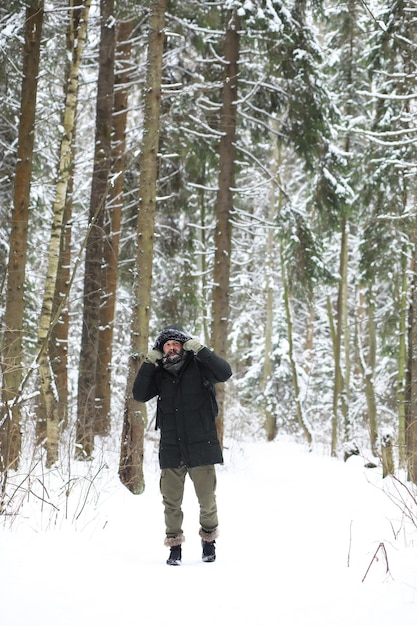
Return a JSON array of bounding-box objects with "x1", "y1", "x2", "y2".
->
[{"x1": 1, "y1": 440, "x2": 417, "y2": 625}]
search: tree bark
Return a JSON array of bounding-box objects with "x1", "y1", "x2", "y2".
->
[
  {"x1": 361, "y1": 296, "x2": 379, "y2": 457},
  {"x1": 397, "y1": 243, "x2": 408, "y2": 468},
  {"x1": 76, "y1": 0, "x2": 115, "y2": 454},
  {"x1": 330, "y1": 216, "x2": 349, "y2": 456},
  {"x1": 407, "y1": 237, "x2": 417, "y2": 484},
  {"x1": 119, "y1": 0, "x2": 166, "y2": 494},
  {"x1": 211, "y1": 8, "x2": 240, "y2": 448},
  {"x1": 48, "y1": 174, "x2": 72, "y2": 431},
  {"x1": 48, "y1": 4, "x2": 84, "y2": 432},
  {"x1": 95, "y1": 16, "x2": 135, "y2": 435},
  {"x1": 263, "y1": 119, "x2": 280, "y2": 442},
  {"x1": 281, "y1": 245, "x2": 313, "y2": 448},
  {"x1": 37, "y1": 0, "x2": 91, "y2": 467},
  {"x1": 0, "y1": 1, "x2": 44, "y2": 471}
]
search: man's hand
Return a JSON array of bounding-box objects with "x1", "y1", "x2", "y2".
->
[
  {"x1": 183, "y1": 338, "x2": 203, "y2": 353},
  {"x1": 145, "y1": 349, "x2": 162, "y2": 364}
]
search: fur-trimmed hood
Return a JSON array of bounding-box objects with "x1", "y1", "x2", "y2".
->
[{"x1": 152, "y1": 326, "x2": 192, "y2": 351}]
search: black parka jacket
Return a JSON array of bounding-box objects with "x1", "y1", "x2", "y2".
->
[{"x1": 132, "y1": 347, "x2": 232, "y2": 469}]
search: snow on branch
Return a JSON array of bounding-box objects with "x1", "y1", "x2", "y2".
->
[{"x1": 357, "y1": 90, "x2": 417, "y2": 101}]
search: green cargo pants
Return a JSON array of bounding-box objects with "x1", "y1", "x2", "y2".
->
[{"x1": 160, "y1": 464, "x2": 218, "y2": 539}]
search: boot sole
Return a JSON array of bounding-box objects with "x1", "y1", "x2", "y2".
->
[{"x1": 202, "y1": 555, "x2": 216, "y2": 562}]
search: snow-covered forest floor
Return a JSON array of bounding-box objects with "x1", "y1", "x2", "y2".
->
[{"x1": 1, "y1": 436, "x2": 417, "y2": 625}]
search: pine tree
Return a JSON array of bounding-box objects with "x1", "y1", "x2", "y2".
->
[
  {"x1": 210, "y1": 7, "x2": 241, "y2": 447},
  {"x1": 0, "y1": 1, "x2": 44, "y2": 470},
  {"x1": 95, "y1": 8, "x2": 136, "y2": 436},
  {"x1": 359, "y1": 1, "x2": 417, "y2": 471},
  {"x1": 76, "y1": 0, "x2": 116, "y2": 455},
  {"x1": 119, "y1": 0, "x2": 167, "y2": 494}
]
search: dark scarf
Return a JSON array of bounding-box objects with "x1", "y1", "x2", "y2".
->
[{"x1": 161, "y1": 351, "x2": 187, "y2": 377}]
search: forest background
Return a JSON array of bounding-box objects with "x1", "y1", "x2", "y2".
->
[{"x1": 1, "y1": 0, "x2": 417, "y2": 516}]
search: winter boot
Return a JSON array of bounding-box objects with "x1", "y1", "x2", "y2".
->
[
  {"x1": 164, "y1": 534, "x2": 184, "y2": 566},
  {"x1": 199, "y1": 527, "x2": 218, "y2": 563},
  {"x1": 166, "y1": 544, "x2": 182, "y2": 566},
  {"x1": 201, "y1": 539, "x2": 216, "y2": 562}
]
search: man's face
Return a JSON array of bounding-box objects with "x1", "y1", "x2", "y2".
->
[{"x1": 163, "y1": 340, "x2": 183, "y2": 358}]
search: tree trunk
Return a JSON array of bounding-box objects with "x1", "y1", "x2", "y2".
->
[
  {"x1": 119, "y1": 0, "x2": 166, "y2": 494},
  {"x1": 342, "y1": 221, "x2": 351, "y2": 441},
  {"x1": 398, "y1": 235, "x2": 409, "y2": 469},
  {"x1": 280, "y1": 245, "x2": 313, "y2": 448},
  {"x1": 76, "y1": 0, "x2": 115, "y2": 454},
  {"x1": 263, "y1": 119, "x2": 280, "y2": 442},
  {"x1": 330, "y1": 217, "x2": 349, "y2": 456},
  {"x1": 326, "y1": 295, "x2": 338, "y2": 455},
  {"x1": 95, "y1": 16, "x2": 135, "y2": 435},
  {"x1": 48, "y1": 5, "x2": 85, "y2": 432},
  {"x1": 37, "y1": 0, "x2": 91, "y2": 467},
  {"x1": 0, "y1": 1, "x2": 44, "y2": 471},
  {"x1": 360, "y1": 296, "x2": 379, "y2": 457},
  {"x1": 48, "y1": 173, "x2": 72, "y2": 430},
  {"x1": 407, "y1": 237, "x2": 417, "y2": 485},
  {"x1": 211, "y1": 8, "x2": 240, "y2": 448}
]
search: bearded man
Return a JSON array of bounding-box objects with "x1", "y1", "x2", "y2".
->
[{"x1": 132, "y1": 326, "x2": 232, "y2": 565}]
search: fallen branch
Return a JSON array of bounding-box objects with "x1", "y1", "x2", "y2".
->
[{"x1": 362, "y1": 542, "x2": 390, "y2": 583}]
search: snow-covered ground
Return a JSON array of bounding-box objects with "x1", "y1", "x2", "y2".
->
[{"x1": 1, "y1": 438, "x2": 416, "y2": 625}]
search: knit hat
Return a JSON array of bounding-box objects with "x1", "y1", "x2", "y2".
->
[{"x1": 152, "y1": 326, "x2": 192, "y2": 351}]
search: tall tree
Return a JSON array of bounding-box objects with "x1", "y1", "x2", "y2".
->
[
  {"x1": 359, "y1": 0, "x2": 417, "y2": 469},
  {"x1": 0, "y1": 1, "x2": 44, "y2": 471},
  {"x1": 95, "y1": 11, "x2": 135, "y2": 436},
  {"x1": 37, "y1": 0, "x2": 91, "y2": 467},
  {"x1": 330, "y1": 216, "x2": 350, "y2": 456},
  {"x1": 119, "y1": 0, "x2": 167, "y2": 494},
  {"x1": 398, "y1": 235, "x2": 409, "y2": 468},
  {"x1": 315, "y1": 0, "x2": 370, "y2": 455},
  {"x1": 144, "y1": 1, "x2": 221, "y2": 331},
  {"x1": 281, "y1": 243, "x2": 313, "y2": 448},
  {"x1": 263, "y1": 118, "x2": 281, "y2": 442},
  {"x1": 211, "y1": 7, "x2": 240, "y2": 447},
  {"x1": 358, "y1": 291, "x2": 379, "y2": 456},
  {"x1": 76, "y1": 0, "x2": 116, "y2": 455},
  {"x1": 49, "y1": 2, "x2": 85, "y2": 431},
  {"x1": 408, "y1": 240, "x2": 417, "y2": 483}
]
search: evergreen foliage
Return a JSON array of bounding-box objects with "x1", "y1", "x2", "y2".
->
[{"x1": 1, "y1": 0, "x2": 417, "y2": 485}]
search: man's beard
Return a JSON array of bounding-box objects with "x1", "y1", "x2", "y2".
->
[
  {"x1": 164, "y1": 348, "x2": 183, "y2": 363},
  {"x1": 161, "y1": 348, "x2": 186, "y2": 374}
]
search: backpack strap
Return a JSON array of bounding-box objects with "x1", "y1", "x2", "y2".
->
[{"x1": 197, "y1": 362, "x2": 219, "y2": 417}]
